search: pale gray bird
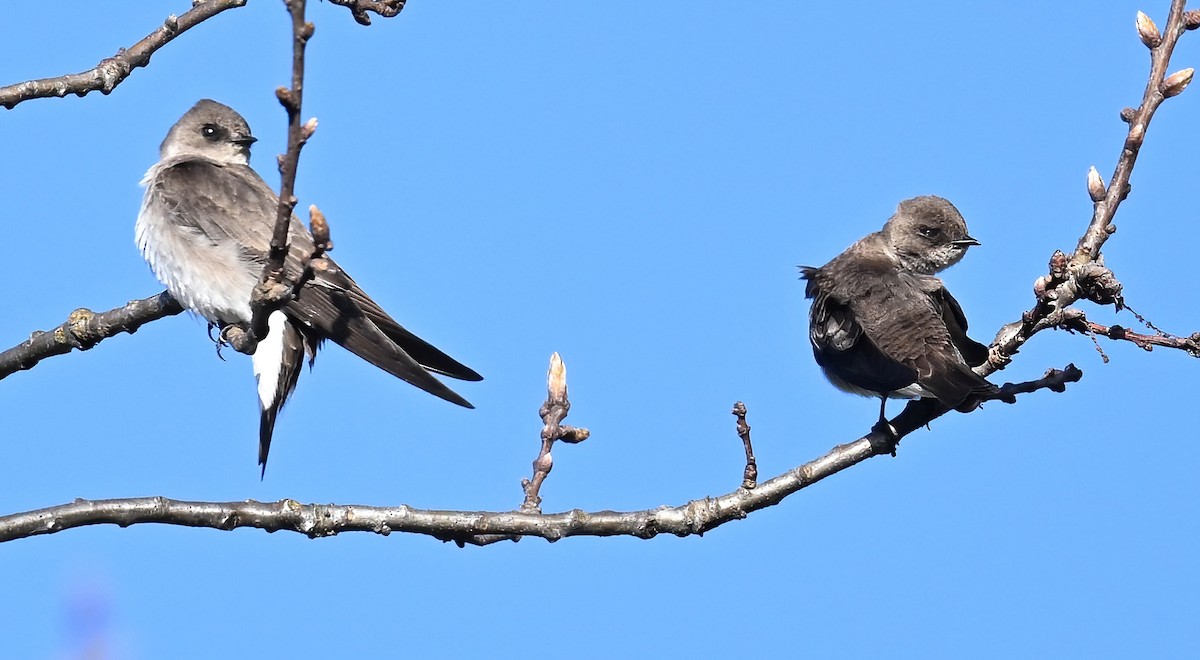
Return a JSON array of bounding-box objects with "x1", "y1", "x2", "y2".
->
[
  {"x1": 800, "y1": 196, "x2": 1003, "y2": 432},
  {"x1": 136, "y1": 99, "x2": 481, "y2": 476}
]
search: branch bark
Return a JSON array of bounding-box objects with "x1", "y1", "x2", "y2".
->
[
  {"x1": 0, "y1": 0, "x2": 248, "y2": 110},
  {"x1": 0, "y1": 292, "x2": 182, "y2": 380}
]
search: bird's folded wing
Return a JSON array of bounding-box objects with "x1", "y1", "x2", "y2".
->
[
  {"x1": 286, "y1": 277, "x2": 474, "y2": 408},
  {"x1": 933, "y1": 286, "x2": 991, "y2": 367},
  {"x1": 150, "y1": 159, "x2": 316, "y2": 279},
  {"x1": 801, "y1": 267, "x2": 919, "y2": 394},
  {"x1": 848, "y1": 270, "x2": 998, "y2": 408}
]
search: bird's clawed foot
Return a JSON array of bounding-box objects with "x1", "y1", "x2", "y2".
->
[
  {"x1": 868, "y1": 420, "x2": 900, "y2": 457},
  {"x1": 219, "y1": 323, "x2": 258, "y2": 356}
]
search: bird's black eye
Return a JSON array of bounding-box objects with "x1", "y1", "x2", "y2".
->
[
  {"x1": 200, "y1": 124, "x2": 224, "y2": 141},
  {"x1": 917, "y1": 225, "x2": 940, "y2": 239}
]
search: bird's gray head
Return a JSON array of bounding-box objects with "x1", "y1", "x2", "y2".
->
[
  {"x1": 881, "y1": 196, "x2": 978, "y2": 274},
  {"x1": 159, "y1": 99, "x2": 256, "y2": 165}
]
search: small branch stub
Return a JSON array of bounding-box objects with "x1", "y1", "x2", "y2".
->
[{"x1": 732, "y1": 402, "x2": 757, "y2": 489}]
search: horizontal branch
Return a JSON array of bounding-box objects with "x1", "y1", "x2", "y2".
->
[
  {"x1": 0, "y1": 438, "x2": 877, "y2": 545},
  {"x1": 0, "y1": 0, "x2": 247, "y2": 110},
  {"x1": 0, "y1": 366, "x2": 1078, "y2": 545},
  {"x1": 0, "y1": 291, "x2": 182, "y2": 380}
]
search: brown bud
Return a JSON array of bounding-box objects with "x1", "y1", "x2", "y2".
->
[
  {"x1": 1185, "y1": 9, "x2": 1200, "y2": 30},
  {"x1": 308, "y1": 204, "x2": 332, "y2": 251},
  {"x1": 1049, "y1": 250, "x2": 1068, "y2": 279},
  {"x1": 534, "y1": 452, "x2": 553, "y2": 474},
  {"x1": 1086, "y1": 166, "x2": 1106, "y2": 202},
  {"x1": 1136, "y1": 11, "x2": 1162, "y2": 48},
  {"x1": 547, "y1": 352, "x2": 567, "y2": 404},
  {"x1": 1162, "y1": 68, "x2": 1194, "y2": 98},
  {"x1": 1119, "y1": 107, "x2": 1136, "y2": 123}
]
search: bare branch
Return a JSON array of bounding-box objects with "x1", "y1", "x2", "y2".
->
[
  {"x1": 0, "y1": 436, "x2": 924, "y2": 544},
  {"x1": 1074, "y1": 0, "x2": 1190, "y2": 266},
  {"x1": 0, "y1": 292, "x2": 182, "y2": 381},
  {"x1": 0, "y1": 0, "x2": 248, "y2": 110},
  {"x1": 326, "y1": 0, "x2": 407, "y2": 26},
  {"x1": 1062, "y1": 313, "x2": 1200, "y2": 356},
  {"x1": 986, "y1": 1, "x2": 1193, "y2": 373},
  {"x1": 0, "y1": 363, "x2": 1079, "y2": 545}
]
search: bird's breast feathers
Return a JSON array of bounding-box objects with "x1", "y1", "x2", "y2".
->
[{"x1": 136, "y1": 165, "x2": 259, "y2": 325}]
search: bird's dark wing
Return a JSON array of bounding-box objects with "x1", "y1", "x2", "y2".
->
[
  {"x1": 154, "y1": 158, "x2": 480, "y2": 401},
  {"x1": 286, "y1": 261, "x2": 475, "y2": 408},
  {"x1": 340, "y1": 282, "x2": 482, "y2": 382},
  {"x1": 148, "y1": 159, "x2": 314, "y2": 276},
  {"x1": 933, "y1": 286, "x2": 990, "y2": 367},
  {"x1": 801, "y1": 266, "x2": 919, "y2": 395},
  {"x1": 849, "y1": 269, "x2": 998, "y2": 409}
]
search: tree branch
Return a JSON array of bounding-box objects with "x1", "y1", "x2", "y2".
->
[
  {"x1": 242, "y1": 0, "x2": 318, "y2": 345},
  {"x1": 0, "y1": 0, "x2": 248, "y2": 110},
  {"x1": 985, "y1": 1, "x2": 1195, "y2": 374},
  {"x1": 0, "y1": 292, "x2": 182, "y2": 381},
  {"x1": 0, "y1": 363, "x2": 1079, "y2": 546}
]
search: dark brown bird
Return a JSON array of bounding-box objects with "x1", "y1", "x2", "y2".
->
[{"x1": 800, "y1": 196, "x2": 1003, "y2": 432}]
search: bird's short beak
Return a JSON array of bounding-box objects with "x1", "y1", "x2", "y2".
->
[
  {"x1": 952, "y1": 236, "x2": 980, "y2": 248},
  {"x1": 231, "y1": 134, "x2": 257, "y2": 146}
]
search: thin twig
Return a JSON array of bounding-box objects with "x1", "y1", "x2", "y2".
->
[
  {"x1": 731, "y1": 402, "x2": 757, "y2": 489},
  {"x1": 248, "y1": 0, "x2": 317, "y2": 343},
  {"x1": 998, "y1": 364, "x2": 1084, "y2": 398},
  {"x1": 1082, "y1": 319, "x2": 1200, "y2": 356},
  {"x1": 0, "y1": 0, "x2": 248, "y2": 110},
  {"x1": 0, "y1": 292, "x2": 182, "y2": 380},
  {"x1": 326, "y1": 0, "x2": 407, "y2": 26},
  {"x1": 520, "y1": 353, "x2": 590, "y2": 514}
]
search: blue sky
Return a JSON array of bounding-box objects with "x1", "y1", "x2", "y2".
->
[{"x1": 2, "y1": 2, "x2": 1198, "y2": 658}]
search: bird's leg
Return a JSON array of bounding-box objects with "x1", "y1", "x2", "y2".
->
[
  {"x1": 868, "y1": 396, "x2": 900, "y2": 456},
  {"x1": 219, "y1": 322, "x2": 259, "y2": 356}
]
